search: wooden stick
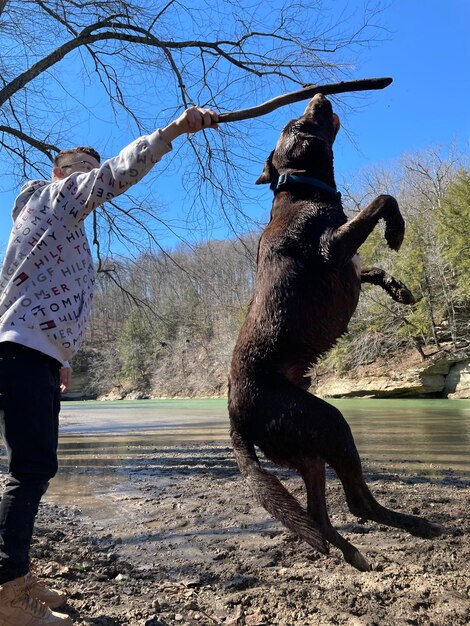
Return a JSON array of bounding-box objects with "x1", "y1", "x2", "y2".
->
[{"x1": 217, "y1": 77, "x2": 392, "y2": 123}]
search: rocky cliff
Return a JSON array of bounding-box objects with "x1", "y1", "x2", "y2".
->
[
  {"x1": 64, "y1": 349, "x2": 470, "y2": 401},
  {"x1": 313, "y1": 350, "x2": 470, "y2": 399}
]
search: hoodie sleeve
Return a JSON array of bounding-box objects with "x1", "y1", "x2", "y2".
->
[{"x1": 51, "y1": 131, "x2": 172, "y2": 224}]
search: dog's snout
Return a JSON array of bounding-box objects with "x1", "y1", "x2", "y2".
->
[
  {"x1": 303, "y1": 93, "x2": 332, "y2": 116},
  {"x1": 300, "y1": 93, "x2": 340, "y2": 141}
]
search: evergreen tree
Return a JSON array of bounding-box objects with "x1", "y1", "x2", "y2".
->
[{"x1": 436, "y1": 170, "x2": 470, "y2": 300}]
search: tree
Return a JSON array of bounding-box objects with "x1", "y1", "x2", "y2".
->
[
  {"x1": 1, "y1": 0, "x2": 386, "y2": 263},
  {"x1": 81, "y1": 235, "x2": 258, "y2": 396},
  {"x1": 398, "y1": 150, "x2": 469, "y2": 351},
  {"x1": 321, "y1": 145, "x2": 469, "y2": 372},
  {"x1": 436, "y1": 169, "x2": 470, "y2": 300},
  {"x1": 117, "y1": 309, "x2": 157, "y2": 388}
]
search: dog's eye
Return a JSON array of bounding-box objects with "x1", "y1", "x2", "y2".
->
[
  {"x1": 292, "y1": 123, "x2": 305, "y2": 134},
  {"x1": 297, "y1": 132, "x2": 316, "y2": 142}
]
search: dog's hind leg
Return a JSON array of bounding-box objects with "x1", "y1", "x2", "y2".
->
[
  {"x1": 252, "y1": 387, "x2": 372, "y2": 569},
  {"x1": 276, "y1": 390, "x2": 443, "y2": 540},
  {"x1": 298, "y1": 458, "x2": 371, "y2": 572},
  {"x1": 326, "y1": 449, "x2": 444, "y2": 539},
  {"x1": 231, "y1": 431, "x2": 328, "y2": 555}
]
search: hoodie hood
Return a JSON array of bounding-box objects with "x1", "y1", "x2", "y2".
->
[{"x1": 12, "y1": 179, "x2": 48, "y2": 222}]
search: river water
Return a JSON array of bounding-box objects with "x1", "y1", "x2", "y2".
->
[
  {"x1": 56, "y1": 397, "x2": 470, "y2": 470},
  {"x1": 1, "y1": 398, "x2": 469, "y2": 511}
]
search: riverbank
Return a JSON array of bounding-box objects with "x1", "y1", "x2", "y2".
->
[
  {"x1": 65, "y1": 348, "x2": 470, "y2": 401},
  {"x1": 19, "y1": 443, "x2": 470, "y2": 625},
  {"x1": 313, "y1": 350, "x2": 470, "y2": 400}
]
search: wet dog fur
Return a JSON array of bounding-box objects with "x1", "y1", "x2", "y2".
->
[{"x1": 228, "y1": 94, "x2": 442, "y2": 571}]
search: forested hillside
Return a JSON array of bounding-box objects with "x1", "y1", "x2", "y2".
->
[{"x1": 74, "y1": 147, "x2": 470, "y2": 398}]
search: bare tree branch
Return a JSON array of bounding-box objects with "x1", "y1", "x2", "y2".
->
[
  {"x1": 218, "y1": 77, "x2": 392, "y2": 122},
  {"x1": 1, "y1": 0, "x2": 391, "y2": 263},
  {"x1": 0, "y1": 125, "x2": 59, "y2": 157}
]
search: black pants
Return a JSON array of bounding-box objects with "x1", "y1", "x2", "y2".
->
[{"x1": 0, "y1": 342, "x2": 61, "y2": 584}]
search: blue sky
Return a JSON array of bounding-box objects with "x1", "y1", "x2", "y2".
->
[
  {"x1": 1, "y1": 0, "x2": 469, "y2": 253},
  {"x1": 332, "y1": 0, "x2": 469, "y2": 170}
]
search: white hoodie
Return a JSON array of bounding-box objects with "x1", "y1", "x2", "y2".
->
[{"x1": 0, "y1": 132, "x2": 172, "y2": 364}]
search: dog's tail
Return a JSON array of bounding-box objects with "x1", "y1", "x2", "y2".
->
[{"x1": 231, "y1": 430, "x2": 328, "y2": 554}]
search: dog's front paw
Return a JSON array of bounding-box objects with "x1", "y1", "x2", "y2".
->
[
  {"x1": 392, "y1": 278, "x2": 416, "y2": 304},
  {"x1": 384, "y1": 216, "x2": 405, "y2": 251},
  {"x1": 385, "y1": 276, "x2": 415, "y2": 305},
  {"x1": 394, "y1": 285, "x2": 415, "y2": 305}
]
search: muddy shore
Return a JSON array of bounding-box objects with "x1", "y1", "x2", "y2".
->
[{"x1": 5, "y1": 443, "x2": 470, "y2": 625}]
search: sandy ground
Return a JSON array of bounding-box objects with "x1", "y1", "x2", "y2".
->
[{"x1": 5, "y1": 443, "x2": 469, "y2": 625}]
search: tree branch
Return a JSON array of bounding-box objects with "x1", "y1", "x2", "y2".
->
[
  {"x1": 0, "y1": 125, "x2": 59, "y2": 157},
  {"x1": 217, "y1": 77, "x2": 393, "y2": 122}
]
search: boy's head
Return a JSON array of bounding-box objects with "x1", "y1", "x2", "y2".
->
[{"x1": 52, "y1": 146, "x2": 101, "y2": 181}]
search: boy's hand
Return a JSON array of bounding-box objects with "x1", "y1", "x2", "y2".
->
[
  {"x1": 160, "y1": 106, "x2": 219, "y2": 143},
  {"x1": 60, "y1": 366, "x2": 72, "y2": 393},
  {"x1": 177, "y1": 106, "x2": 219, "y2": 133}
]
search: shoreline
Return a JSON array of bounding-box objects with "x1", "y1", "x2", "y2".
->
[
  {"x1": 19, "y1": 442, "x2": 469, "y2": 625},
  {"x1": 63, "y1": 395, "x2": 470, "y2": 402}
]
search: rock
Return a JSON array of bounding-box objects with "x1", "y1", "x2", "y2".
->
[
  {"x1": 445, "y1": 359, "x2": 470, "y2": 398},
  {"x1": 315, "y1": 351, "x2": 470, "y2": 398},
  {"x1": 245, "y1": 611, "x2": 268, "y2": 625},
  {"x1": 126, "y1": 391, "x2": 150, "y2": 400},
  {"x1": 144, "y1": 618, "x2": 166, "y2": 626}
]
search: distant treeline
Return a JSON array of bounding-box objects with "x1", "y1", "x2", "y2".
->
[{"x1": 75, "y1": 148, "x2": 470, "y2": 397}]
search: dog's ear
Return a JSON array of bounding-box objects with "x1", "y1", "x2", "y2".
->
[{"x1": 256, "y1": 150, "x2": 275, "y2": 185}]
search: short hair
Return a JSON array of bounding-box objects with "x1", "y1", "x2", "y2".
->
[{"x1": 53, "y1": 146, "x2": 101, "y2": 167}]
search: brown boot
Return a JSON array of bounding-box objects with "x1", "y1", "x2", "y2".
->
[
  {"x1": 25, "y1": 572, "x2": 67, "y2": 610},
  {"x1": 0, "y1": 576, "x2": 72, "y2": 625}
]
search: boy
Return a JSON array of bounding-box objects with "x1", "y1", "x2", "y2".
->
[{"x1": 0, "y1": 106, "x2": 218, "y2": 625}]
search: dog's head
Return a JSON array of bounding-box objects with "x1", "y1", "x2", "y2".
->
[{"x1": 256, "y1": 93, "x2": 340, "y2": 189}]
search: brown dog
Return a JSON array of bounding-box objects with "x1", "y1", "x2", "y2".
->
[{"x1": 228, "y1": 94, "x2": 442, "y2": 571}]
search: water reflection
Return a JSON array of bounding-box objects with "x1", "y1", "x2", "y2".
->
[
  {"x1": 336, "y1": 399, "x2": 470, "y2": 474},
  {"x1": 1, "y1": 398, "x2": 469, "y2": 511},
  {"x1": 53, "y1": 398, "x2": 470, "y2": 472}
]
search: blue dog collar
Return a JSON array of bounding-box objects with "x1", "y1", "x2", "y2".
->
[{"x1": 272, "y1": 173, "x2": 341, "y2": 200}]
